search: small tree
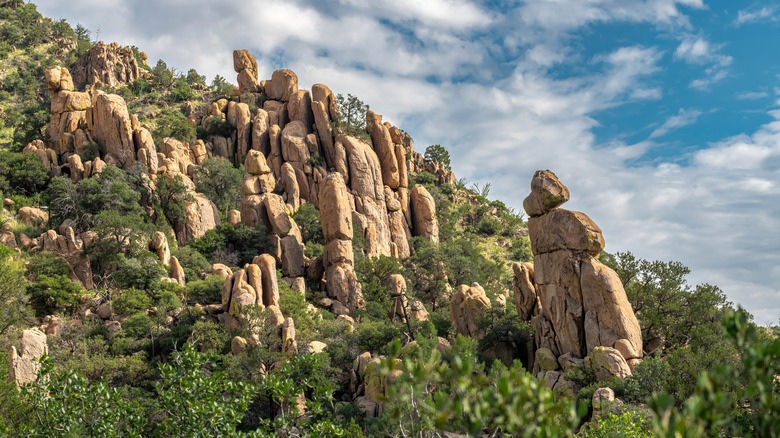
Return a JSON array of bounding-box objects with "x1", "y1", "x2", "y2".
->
[
  {"x1": 192, "y1": 158, "x2": 242, "y2": 217},
  {"x1": 424, "y1": 144, "x2": 451, "y2": 170},
  {"x1": 335, "y1": 93, "x2": 369, "y2": 138}
]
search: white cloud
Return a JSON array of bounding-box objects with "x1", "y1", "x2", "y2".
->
[
  {"x1": 735, "y1": 6, "x2": 778, "y2": 26},
  {"x1": 736, "y1": 90, "x2": 769, "y2": 100},
  {"x1": 650, "y1": 108, "x2": 703, "y2": 138},
  {"x1": 32, "y1": 0, "x2": 780, "y2": 322},
  {"x1": 674, "y1": 35, "x2": 732, "y2": 89}
]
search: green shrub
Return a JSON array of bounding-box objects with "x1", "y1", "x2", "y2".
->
[
  {"x1": 0, "y1": 151, "x2": 50, "y2": 195},
  {"x1": 189, "y1": 320, "x2": 231, "y2": 354},
  {"x1": 424, "y1": 144, "x2": 451, "y2": 170},
  {"x1": 112, "y1": 253, "x2": 165, "y2": 291},
  {"x1": 27, "y1": 274, "x2": 84, "y2": 316},
  {"x1": 192, "y1": 158, "x2": 243, "y2": 216},
  {"x1": 173, "y1": 246, "x2": 210, "y2": 281},
  {"x1": 112, "y1": 288, "x2": 153, "y2": 316},
  {"x1": 293, "y1": 203, "x2": 325, "y2": 245},
  {"x1": 186, "y1": 275, "x2": 224, "y2": 305},
  {"x1": 188, "y1": 223, "x2": 274, "y2": 267}
]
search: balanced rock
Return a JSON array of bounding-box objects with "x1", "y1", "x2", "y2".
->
[
  {"x1": 522, "y1": 170, "x2": 570, "y2": 217},
  {"x1": 449, "y1": 283, "x2": 491, "y2": 337}
]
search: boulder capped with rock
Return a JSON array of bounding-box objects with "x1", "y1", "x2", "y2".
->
[{"x1": 515, "y1": 170, "x2": 642, "y2": 377}]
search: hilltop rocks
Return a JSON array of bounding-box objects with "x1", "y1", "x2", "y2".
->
[
  {"x1": 516, "y1": 170, "x2": 642, "y2": 378},
  {"x1": 266, "y1": 69, "x2": 298, "y2": 102},
  {"x1": 410, "y1": 185, "x2": 439, "y2": 243},
  {"x1": 450, "y1": 283, "x2": 491, "y2": 338},
  {"x1": 233, "y1": 49, "x2": 259, "y2": 94},
  {"x1": 8, "y1": 328, "x2": 48, "y2": 388},
  {"x1": 72, "y1": 41, "x2": 145, "y2": 89}
]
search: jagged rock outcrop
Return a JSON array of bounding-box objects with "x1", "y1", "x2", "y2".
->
[
  {"x1": 515, "y1": 170, "x2": 643, "y2": 379},
  {"x1": 449, "y1": 283, "x2": 491, "y2": 337},
  {"x1": 320, "y1": 173, "x2": 364, "y2": 313},
  {"x1": 72, "y1": 41, "x2": 145, "y2": 89},
  {"x1": 8, "y1": 328, "x2": 48, "y2": 388}
]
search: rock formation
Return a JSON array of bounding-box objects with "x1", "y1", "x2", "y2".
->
[
  {"x1": 72, "y1": 41, "x2": 145, "y2": 89},
  {"x1": 515, "y1": 170, "x2": 642, "y2": 380},
  {"x1": 8, "y1": 328, "x2": 48, "y2": 388},
  {"x1": 320, "y1": 173, "x2": 364, "y2": 313},
  {"x1": 233, "y1": 49, "x2": 259, "y2": 94},
  {"x1": 449, "y1": 283, "x2": 491, "y2": 338},
  {"x1": 39, "y1": 227, "x2": 94, "y2": 289}
]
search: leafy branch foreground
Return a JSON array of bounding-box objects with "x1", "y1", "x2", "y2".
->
[{"x1": 4, "y1": 309, "x2": 778, "y2": 437}]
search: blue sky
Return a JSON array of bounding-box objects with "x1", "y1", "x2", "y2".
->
[{"x1": 35, "y1": 0, "x2": 780, "y2": 322}]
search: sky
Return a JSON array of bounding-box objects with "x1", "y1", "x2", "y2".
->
[{"x1": 34, "y1": 0, "x2": 780, "y2": 323}]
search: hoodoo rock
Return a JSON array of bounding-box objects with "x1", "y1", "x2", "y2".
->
[
  {"x1": 233, "y1": 49, "x2": 259, "y2": 94},
  {"x1": 515, "y1": 170, "x2": 642, "y2": 378},
  {"x1": 175, "y1": 193, "x2": 221, "y2": 245}
]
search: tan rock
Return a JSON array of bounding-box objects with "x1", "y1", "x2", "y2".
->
[
  {"x1": 251, "y1": 109, "x2": 270, "y2": 155},
  {"x1": 305, "y1": 341, "x2": 328, "y2": 354},
  {"x1": 280, "y1": 234, "x2": 305, "y2": 278},
  {"x1": 280, "y1": 163, "x2": 300, "y2": 211},
  {"x1": 449, "y1": 283, "x2": 491, "y2": 337},
  {"x1": 211, "y1": 263, "x2": 233, "y2": 279},
  {"x1": 72, "y1": 42, "x2": 144, "y2": 89},
  {"x1": 513, "y1": 262, "x2": 540, "y2": 320},
  {"x1": 88, "y1": 93, "x2": 135, "y2": 168},
  {"x1": 523, "y1": 170, "x2": 570, "y2": 217},
  {"x1": 8, "y1": 328, "x2": 48, "y2": 388},
  {"x1": 288, "y1": 90, "x2": 313, "y2": 131},
  {"x1": 528, "y1": 209, "x2": 604, "y2": 256},
  {"x1": 175, "y1": 193, "x2": 221, "y2": 245},
  {"x1": 281, "y1": 120, "x2": 310, "y2": 163},
  {"x1": 366, "y1": 111, "x2": 400, "y2": 189},
  {"x1": 312, "y1": 100, "x2": 335, "y2": 169},
  {"x1": 266, "y1": 69, "x2": 298, "y2": 102},
  {"x1": 18, "y1": 207, "x2": 48, "y2": 226},
  {"x1": 253, "y1": 254, "x2": 280, "y2": 307},
  {"x1": 231, "y1": 336, "x2": 248, "y2": 355},
  {"x1": 150, "y1": 231, "x2": 171, "y2": 266},
  {"x1": 170, "y1": 256, "x2": 185, "y2": 285},
  {"x1": 535, "y1": 347, "x2": 559, "y2": 371},
  {"x1": 228, "y1": 209, "x2": 241, "y2": 225},
  {"x1": 319, "y1": 173, "x2": 353, "y2": 241},
  {"x1": 586, "y1": 346, "x2": 632, "y2": 381},
  {"x1": 410, "y1": 185, "x2": 439, "y2": 243},
  {"x1": 581, "y1": 258, "x2": 643, "y2": 359},
  {"x1": 282, "y1": 317, "x2": 298, "y2": 354}
]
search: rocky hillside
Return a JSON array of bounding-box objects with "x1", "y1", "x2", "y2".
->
[{"x1": 1, "y1": 3, "x2": 778, "y2": 437}]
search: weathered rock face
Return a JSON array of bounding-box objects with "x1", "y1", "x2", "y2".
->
[
  {"x1": 150, "y1": 231, "x2": 171, "y2": 266},
  {"x1": 266, "y1": 69, "x2": 298, "y2": 102},
  {"x1": 18, "y1": 207, "x2": 48, "y2": 226},
  {"x1": 72, "y1": 41, "x2": 145, "y2": 89},
  {"x1": 320, "y1": 173, "x2": 364, "y2": 313},
  {"x1": 366, "y1": 111, "x2": 400, "y2": 189},
  {"x1": 175, "y1": 193, "x2": 221, "y2": 245},
  {"x1": 515, "y1": 170, "x2": 642, "y2": 378},
  {"x1": 8, "y1": 328, "x2": 48, "y2": 388},
  {"x1": 88, "y1": 92, "x2": 135, "y2": 168},
  {"x1": 410, "y1": 185, "x2": 439, "y2": 243},
  {"x1": 233, "y1": 49, "x2": 259, "y2": 94},
  {"x1": 449, "y1": 283, "x2": 491, "y2": 338}
]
